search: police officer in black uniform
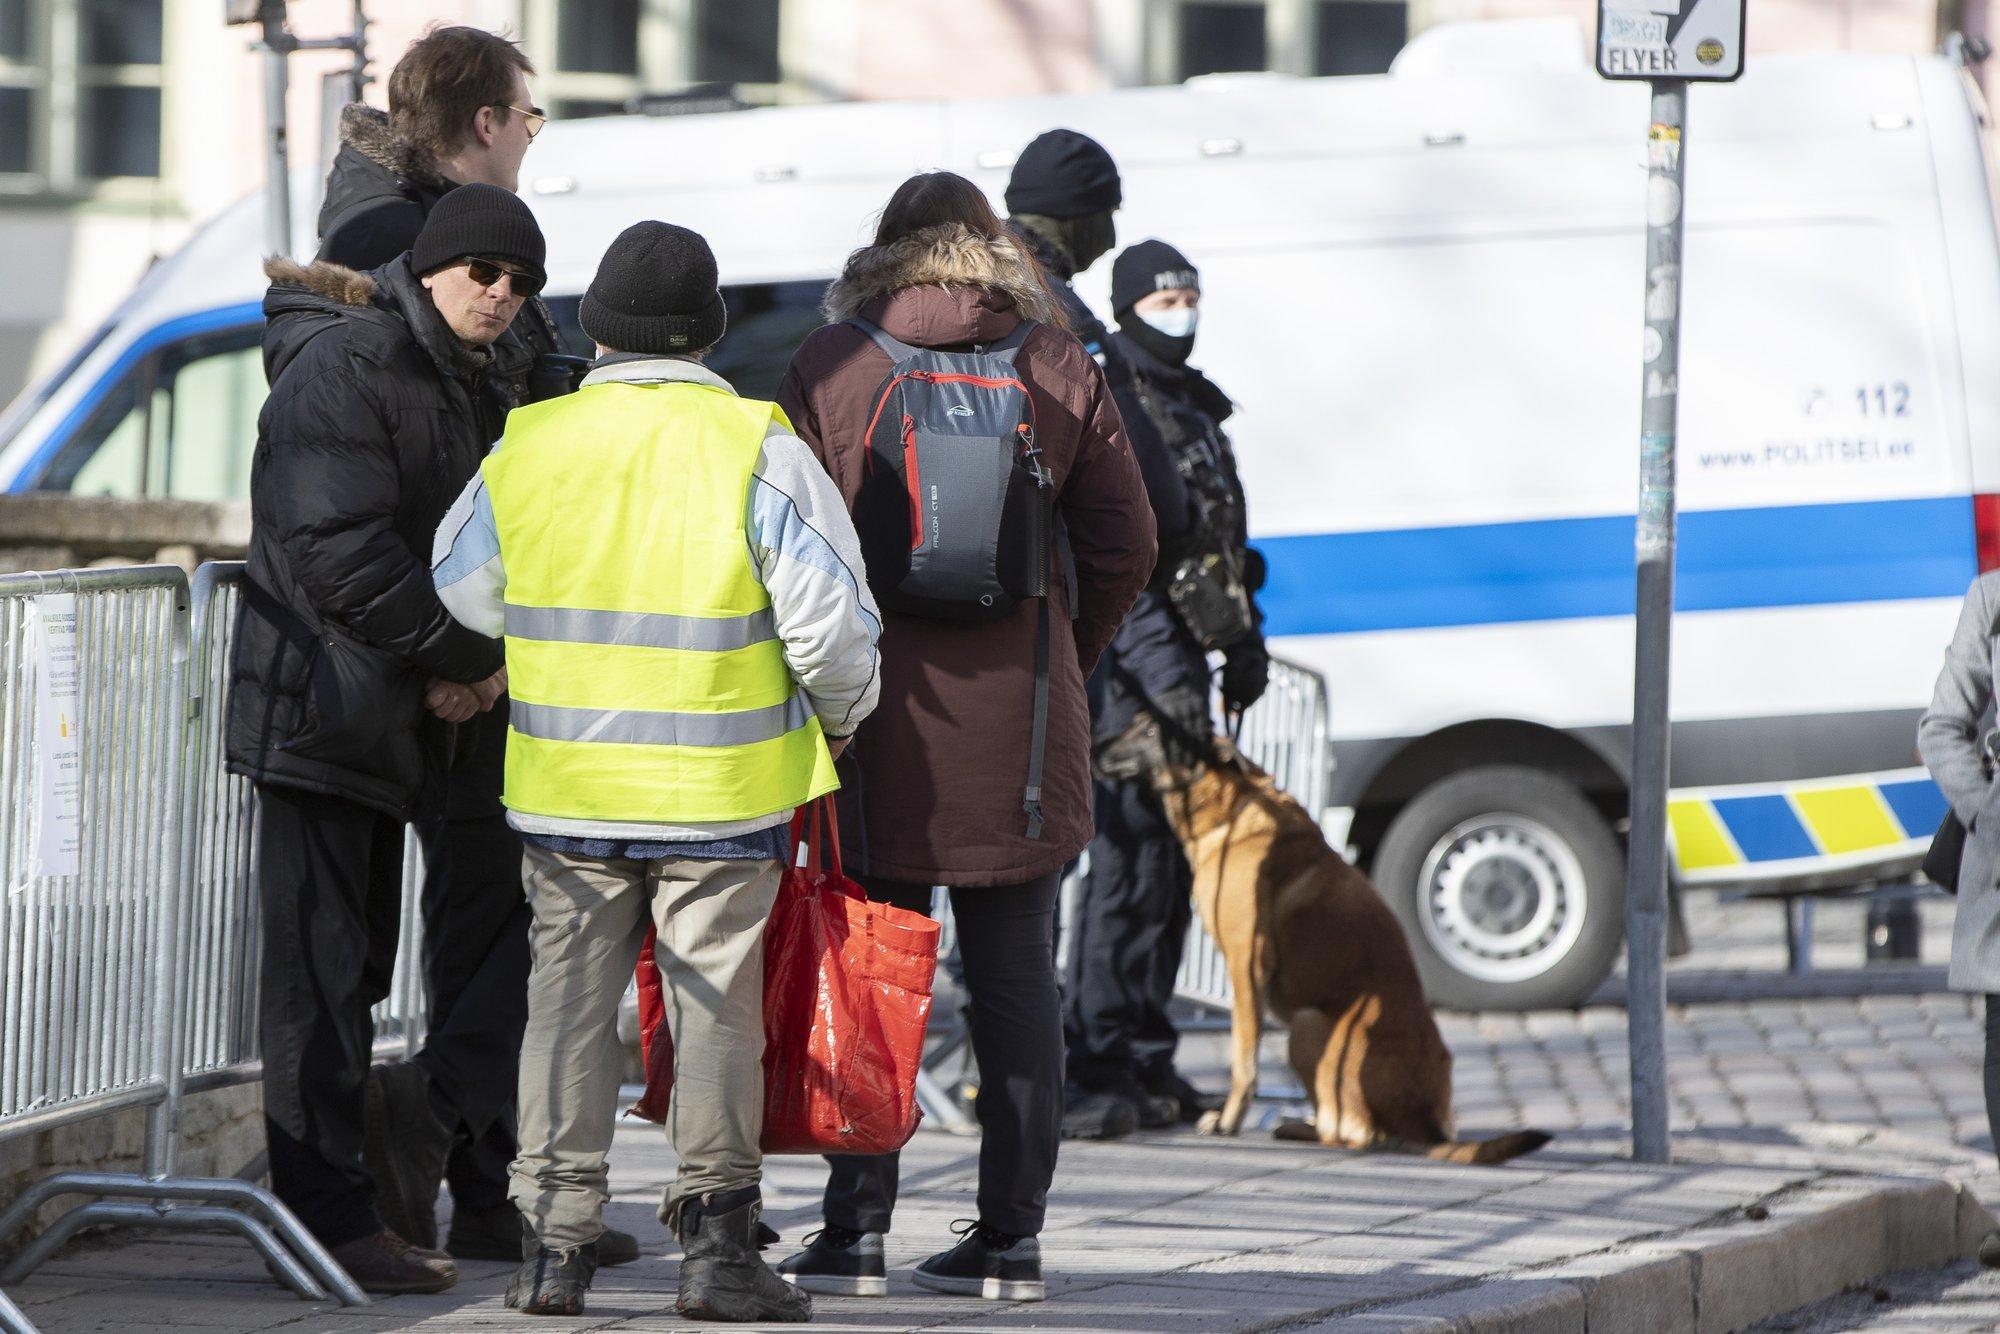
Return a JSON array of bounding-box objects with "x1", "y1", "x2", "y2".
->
[{"x1": 1064, "y1": 239, "x2": 1269, "y2": 1128}]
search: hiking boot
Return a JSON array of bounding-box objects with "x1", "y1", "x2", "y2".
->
[
  {"x1": 776, "y1": 1224, "x2": 886, "y2": 1296},
  {"x1": 675, "y1": 1185, "x2": 811, "y2": 1322},
  {"x1": 328, "y1": 1228, "x2": 458, "y2": 1295},
  {"x1": 362, "y1": 1060, "x2": 453, "y2": 1249},
  {"x1": 912, "y1": 1220, "x2": 1044, "y2": 1302},
  {"x1": 1060, "y1": 1086, "x2": 1138, "y2": 1140},
  {"x1": 445, "y1": 1202, "x2": 642, "y2": 1266},
  {"x1": 506, "y1": 1221, "x2": 599, "y2": 1318},
  {"x1": 1142, "y1": 1068, "x2": 1227, "y2": 1123}
]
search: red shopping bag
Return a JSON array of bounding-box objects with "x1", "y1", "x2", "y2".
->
[{"x1": 630, "y1": 797, "x2": 939, "y2": 1154}]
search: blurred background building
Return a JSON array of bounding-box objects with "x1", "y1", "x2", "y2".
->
[{"x1": 0, "y1": 0, "x2": 1985, "y2": 406}]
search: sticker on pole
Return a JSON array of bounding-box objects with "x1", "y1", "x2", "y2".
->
[{"x1": 1597, "y1": 0, "x2": 1744, "y2": 81}]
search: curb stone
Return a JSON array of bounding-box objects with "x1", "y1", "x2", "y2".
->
[{"x1": 1324, "y1": 1179, "x2": 1991, "y2": 1334}]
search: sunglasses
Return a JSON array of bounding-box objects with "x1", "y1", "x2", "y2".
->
[
  {"x1": 464, "y1": 256, "x2": 544, "y2": 297},
  {"x1": 498, "y1": 103, "x2": 547, "y2": 140}
]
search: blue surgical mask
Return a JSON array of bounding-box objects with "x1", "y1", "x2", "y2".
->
[{"x1": 1139, "y1": 306, "x2": 1198, "y2": 340}]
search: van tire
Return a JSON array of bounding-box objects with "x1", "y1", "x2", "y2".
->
[{"x1": 1373, "y1": 766, "x2": 1624, "y2": 1012}]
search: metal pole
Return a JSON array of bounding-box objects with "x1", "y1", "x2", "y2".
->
[
  {"x1": 260, "y1": 4, "x2": 292, "y2": 259},
  {"x1": 1625, "y1": 78, "x2": 1687, "y2": 1167}
]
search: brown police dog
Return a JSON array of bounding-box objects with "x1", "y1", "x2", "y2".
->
[{"x1": 1097, "y1": 716, "x2": 1550, "y2": 1165}]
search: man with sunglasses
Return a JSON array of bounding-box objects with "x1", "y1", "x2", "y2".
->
[
  {"x1": 230, "y1": 185, "x2": 576, "y2": 1292},
  {"x1": 309, "y1": 26, "x2": 636, "y2": 1273}
]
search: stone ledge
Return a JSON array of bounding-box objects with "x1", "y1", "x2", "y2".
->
[
  {"x1": 0, "y1": 494, "x2": 250, "y2": 573},
  {"x1": 1346, "y1": 1177, "x2": 1991, "y2": 1334}
]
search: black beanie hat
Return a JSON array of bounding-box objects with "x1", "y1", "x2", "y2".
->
[
  {"x1": 1004, "y1": 128, "x2": 1122, "y2": 218},
  {"x1": 410, "y1": 184, "x2": 547, "y2": 289},
  {"x1": 1112, "y1": 239, "x2": 1201, "y2": 318},
  {"x1": 579, "y1": 221, "x2": 728, "y2": 355}
]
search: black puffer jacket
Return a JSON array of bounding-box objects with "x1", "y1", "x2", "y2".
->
[{"x1": 225, "y1": 255, "x2": 513, "y2": 818}]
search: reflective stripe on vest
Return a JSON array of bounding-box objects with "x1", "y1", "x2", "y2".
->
[{"x1": 481, "y1": 378, "x2": 838, "y2": 826}]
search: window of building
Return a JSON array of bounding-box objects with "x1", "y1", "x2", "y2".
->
[
  {"x1": 0, "y1": 0, "x2": 165, "y2": 194},
  {"x1": 526, "y1": 0, "x2": 787, "y2": 119},
  {"x1": 37, "y1": 325, "x2": 266, "y2": 501},
  {"x1": 1150, "y1": 0, "x2": 1406, "y2": 81}
]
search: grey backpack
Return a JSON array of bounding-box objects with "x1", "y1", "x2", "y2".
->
[{"x1": 847, "y1": 317, "x2": 1071, "y2": 837}]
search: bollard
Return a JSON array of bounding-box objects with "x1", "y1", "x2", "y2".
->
[{"x1": 1865, "y1": 889, "x2": 1923, "y2": 964}]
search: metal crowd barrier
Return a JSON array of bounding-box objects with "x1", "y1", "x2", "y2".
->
[{"x1": 0, "y1": 565, "x2": 365, "y2": 1326}]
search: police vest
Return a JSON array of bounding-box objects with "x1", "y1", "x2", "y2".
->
[{"x1": 480, "y1": 377, "x2": 838, "y2": 825}]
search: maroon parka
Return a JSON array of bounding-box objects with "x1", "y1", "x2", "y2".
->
[{"x1": 776, "y1": 224, "x2": 1155, "y2": 887}]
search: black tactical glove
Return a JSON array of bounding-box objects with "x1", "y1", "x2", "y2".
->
[
  {"x1": 1149, "y1": 682, "x2": 1214, "y2": 769},
  {"x1": 1220, "y1": 638, "x2": 1270, "y2": 715}
]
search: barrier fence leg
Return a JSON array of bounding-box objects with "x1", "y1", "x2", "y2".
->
[
  {"x1": 0, "y1": 1285, "x2": 39, "y2": 1334},
  {"x1": 0, "y1": 1173, "x2": 367, "y2": 1308}
]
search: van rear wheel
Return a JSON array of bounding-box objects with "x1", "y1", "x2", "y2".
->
[{"x1": 1373, "y1": 766, "x2": 1624, "y2": 1012}]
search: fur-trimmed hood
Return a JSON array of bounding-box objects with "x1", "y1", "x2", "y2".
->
[
  {"x1": 822, "y1": 224, "x2": 1058, "y2": 326},
  {"x1": 264, "y1": 256, "x2": 374, "y2": 308},
  {"x1": 337, "y1": 103, "x2": 447, "y2": 189}
]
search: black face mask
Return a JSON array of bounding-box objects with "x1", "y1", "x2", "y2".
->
[{"x1": 1118, "y1": 312, "x2": 1195, "y2": 368}]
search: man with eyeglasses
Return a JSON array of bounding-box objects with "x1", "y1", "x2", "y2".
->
[
  {"x1": 230, "y1": 185, "x2": 581, "y2": 1292},
  {"x1": 307, "y1": 26, "x2": 638, "y2": 1273}
]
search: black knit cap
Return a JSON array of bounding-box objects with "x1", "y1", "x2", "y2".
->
[
  {"x1": 1004, "y1": 128, "x2": 1122, "y2": 218},
  {"x1": 1112, "y1": 239, "x2": 1201, "y2": 318},
  {"x1": 579, "y1": 221, "x2": 728, "y2": 355},
  {"x1": 410, "y1": 184, "x2": 547, "y2": 289}
]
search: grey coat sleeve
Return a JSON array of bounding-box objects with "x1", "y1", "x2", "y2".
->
[{"x1": 1919, "y1": 575, "x2": 1999, "y2": 827}]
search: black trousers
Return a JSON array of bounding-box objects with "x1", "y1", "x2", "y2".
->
[
  {"x1": 822, "y1": 873, "x2": 1063, "y2": 1238},
  {"x1": 1065, "y1": 776, "x2": 1193, "y2": 1089},
  {"x1": 1985, "y1": 995, "x2": 2000, "y2": 1166},
  {"x1": 256, "y1": 784, "x2": 406, "y2": 1247},
  {"x1": 412, "y1": 810, "x2": 532, "y2": 1211}
]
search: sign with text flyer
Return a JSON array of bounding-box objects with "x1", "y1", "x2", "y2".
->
[{"x1": 1597, "y1": 0, "x2": 1745, "y2": 81}]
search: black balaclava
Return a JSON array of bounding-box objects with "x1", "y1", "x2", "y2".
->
[{"x1": 1113, "y1": 239, "x2": 1201, "y2": 367}]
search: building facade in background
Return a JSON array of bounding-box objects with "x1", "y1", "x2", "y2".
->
[{"x1": 0, "y1": 0, "x2": 1980, "y2": 405}]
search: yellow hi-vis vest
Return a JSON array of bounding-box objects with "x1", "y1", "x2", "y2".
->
[{"x1": 480, "y1": 377, "x2": 838, "y2": 826}]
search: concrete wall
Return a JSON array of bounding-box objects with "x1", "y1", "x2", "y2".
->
[
  {"x1": 0, "y1": 1083, "x2": 266, "y2": 1252},
  {"x1": 0, "y1": 494, "x2": 249, "y2": 574}
]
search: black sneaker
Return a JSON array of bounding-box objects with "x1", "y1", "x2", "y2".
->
[
  {"x1": 912, "y1": 1221, "x2": 1044, "y2": 1302},
  {"x1": 776, "y1": 1224, "x2": 886, "y2": 1297},
  {"x1": 1060, "y1": 1087, "x2": 1138, "y2": 1140},
  {"x1": 1141, "y1": 1068, "x2": 1227, "y2": 1123},
  {"x1": 446, "y1": 1202, "x2": 642, "y2": 1267},
  {"x1": 506, "y1": 1225, "x2": 599, "y2": 1318}
]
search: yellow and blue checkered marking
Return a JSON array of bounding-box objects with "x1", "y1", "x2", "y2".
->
[{"x1": 1666, "y1": 769, "x2": 1947, "y2": 884}]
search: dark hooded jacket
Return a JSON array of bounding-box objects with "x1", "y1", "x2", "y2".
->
[
  {"x1": 315, "y1": 103, "x2": 572, "y2": 817},
  {"x1": 224, "y1": 255, "x2": 515, "y2": 819},
  {"x1": 777, "y1": 223, "x2": 1156, "y2": 885}
]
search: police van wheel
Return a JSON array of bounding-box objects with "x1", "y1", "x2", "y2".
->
[{"x1": 1374, "y1": 766, "x2": 1624, "y2": 1012}]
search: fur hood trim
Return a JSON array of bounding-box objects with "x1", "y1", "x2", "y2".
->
[
  {"x1": 265, "y1": 257, "x2": 376, "y2": 308},
  {"x1": 822, "y1": 224, "x2": 1058, "y2": 326},
  {"x1": 338, "y1": 103, "x2": 445, "y2": 187}
]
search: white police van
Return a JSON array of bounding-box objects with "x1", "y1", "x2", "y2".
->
[{"x1": 0, "y1": 22, "x2": 1985, "y2": 1009}]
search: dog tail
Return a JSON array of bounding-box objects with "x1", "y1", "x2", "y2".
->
[{"x1": 1424, "y1": 1130, "x2": 1554, "y2": 1165}]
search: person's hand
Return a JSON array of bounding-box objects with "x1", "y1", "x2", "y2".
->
[
  {"x1": 471, "y1": 667, "x2": 508, "y2": 711},
  {"x1": 827, "y1": 734, "x2": 852, "y2": 760},
  {"x1": 1221, "y1": 639, "x2": 1270, "y2": 715},
  {"x1": 426, "y1": 678, "x2": 481, "y2": 724},
  {"x1": 1149, "y1": 683, "x2": 1213, "y2": 769}
]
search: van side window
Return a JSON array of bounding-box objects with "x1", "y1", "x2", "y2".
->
[
  {"x1": 543, "y1": 280, "x2": 828, "y2": 402},
  {"x1": 36, "y1": 325, "x2": 265, "y2": 500}
]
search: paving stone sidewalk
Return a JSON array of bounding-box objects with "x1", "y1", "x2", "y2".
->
[{"x1": 4, "y1": 1117, "x2": 1991, "y2": 1334}]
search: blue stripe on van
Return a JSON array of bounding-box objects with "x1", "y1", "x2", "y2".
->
[
  {"x1": 1256, "y1": 496, "x2": 1977, "y2": 635},
  {"x1": 9, "y1": 302, "x2": 266, "y2": 492},
  {"x1": 1880, "y1": 777, "x2": 1951, "y2": 840},
  {"x1": 1712, "y1": 793, "x2": 1822, "y2": 862}
]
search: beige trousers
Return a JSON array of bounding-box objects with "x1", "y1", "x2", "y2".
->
[{"x1": 507, "y1": 845, "x2": 781, "y2": 1249}]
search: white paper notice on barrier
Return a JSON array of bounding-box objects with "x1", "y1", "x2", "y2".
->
[{"x1": 34, "y1": 592, "x2": 81, "y2": 879}]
